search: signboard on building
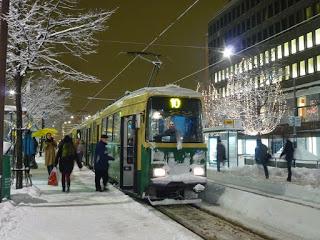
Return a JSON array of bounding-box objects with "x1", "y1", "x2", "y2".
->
[{"x1": 223, "y1": 119, "x2": 234, "y2": 127}]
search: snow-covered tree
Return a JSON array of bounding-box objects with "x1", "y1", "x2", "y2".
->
[
  {"x1": 200, "y1": 59, "x2": 286, "y2": 135},
  {"x1": 4, "y1": 0, "x2": 113, "y2": 188},
  {"x1": 22, "y1": 78, "x2": 71, "y2": 127}
]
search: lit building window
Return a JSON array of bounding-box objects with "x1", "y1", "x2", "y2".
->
[
  {"x1": 307, "y1": 32, "x2": 313, "y2": 48},
  {"x1": 291, "y1": 39, "x2": 297, "y2": 54},
  {"x1": 260, "y1": 74, "x2": 265, "y2": 86},
  {"x1": 285, "y1": 65, "x2": 290, "y2": 80},
  {"x1": 222, "y1": 87, "x2": 225, "y2": 97},
  {"x1": 316, "y1": 28, "x2": 320, "y2": 45},
  {"x1": 265, "y1": 50, "x2": 269, "y2": 64},
  {"x1": 284, "y1": 42, "x2": 289, "y2": 56},
  {"x1": 235, "y1": 64, "x2": 238, "y2": 74},
  {"x1": 300, "y1": 60, "x2": 306, "y2": 76},
  {"x1": 298, "y1": 96, "x2": 307, "y2": 119},
  {"x1": 230, "y1": 65, "x2": 234, "y2": 75},
  {"x1": 305, "y1": 7, "x2": 313, "y2": 19},
  {"x1": 239, "y1": 62, "x2": 243, "y2": 73},
  {"x1": 226, "y1": 68, "x2": 229, "y2": 79},
  {"x1": 248, "y1": 58, "x2": 252, "y2": 70},
  {"x1": 317, "y1": 55, "x2": 320, "y2": 71},
  {"x1": 278, "y1": 67, "x2": 283, "y2": 82},
  {"x1": 277, "y1": 45, "x2": 282, "y2": 59},
  {"x1": 292, "y1": 63, "x2": 298, "y2": 78},
  {"x1": 243, "y1": 59, "x2": 248, "y2": 72},
  {"x1": 259, "y1": 53, "x2": 264, "y2": 66},
  {"x1": 218, "y1": 71, "x2": 221, "y2": 81},
  {"x1": 299, "y1": 35, "x2": 305, "y2": 51},
  {"x1": 214, "y1": 72, "x2": 218, "y2": 82},
  {"x1": 222, "y1": 69, "x2": 225, "y2": 80},
  {"x1": 255, "y1": 77, "x2": 258, "y2": 88},
  {"x1": 254, "y1": 56, "x2": 258, "y2": 68},
  {"x1": 308, "y1": 58, "x2": 314, "y2": 74},
  {"x1": 271, "y1": 48, "x2": 276, "y2": 61}
]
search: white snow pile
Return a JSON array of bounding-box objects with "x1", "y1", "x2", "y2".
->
[
  {"x1": 0, "y1": 201, "x2": 18, "y2": 239},
  {"x1": 225, "y1": 165, "x2": 320, "y2": 188}
]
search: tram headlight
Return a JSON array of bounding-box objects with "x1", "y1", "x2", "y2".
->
[
  {"x1": 153, "y1": 168, "x2": 166, "y2": 177},
  {"x1": 193, "y1": 167, "x2": 205, "y2": 176}
]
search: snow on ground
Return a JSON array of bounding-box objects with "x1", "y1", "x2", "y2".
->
[
  {"x1": 219, "y1": 164, "x2": 320, "y2": 188},
  {"x1": 1, "y1": 157, "x2": 201, "y2": 240}
]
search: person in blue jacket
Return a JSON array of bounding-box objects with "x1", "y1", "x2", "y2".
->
[
  {"x1": 23, "y1": 130, "x2": 35, "y2": 171},
  {"x1": 94, "y1": 134, "x2": 114, "y2": 192}
]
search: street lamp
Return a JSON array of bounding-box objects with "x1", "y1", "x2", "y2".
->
[
  {"x1": 8, "y1": 89, "x2": 15, "y2": 96},
  {"x1": 222, "y1": 46, "x2": 234, "y2": 58}
]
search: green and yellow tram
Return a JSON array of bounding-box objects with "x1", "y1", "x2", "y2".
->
[{"x1": 72, "y1": 85, "x2": 207, "y2": 205}]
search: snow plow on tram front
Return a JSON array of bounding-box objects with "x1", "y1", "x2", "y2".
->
[{"x1": 73, "y1": 85, "x2": 207, "y2": 205}]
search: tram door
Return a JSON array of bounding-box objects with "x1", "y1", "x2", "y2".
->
[{"x1": 121, "y1": 115, "x2": 137, "y2": 190}]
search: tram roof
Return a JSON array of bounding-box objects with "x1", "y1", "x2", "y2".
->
[{"x1": 76, "y1": 85, "x2": 202, "y2": 129}]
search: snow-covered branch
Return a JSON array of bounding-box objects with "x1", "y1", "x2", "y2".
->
[{"x1": 5, "y1": 0, "x2": 113, "y2": 82}]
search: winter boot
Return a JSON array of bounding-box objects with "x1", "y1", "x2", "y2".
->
[
  {"x1": 62, "y1": 186, "x2": 65, "y2": 192},
  {"x1": 66, "y1": 185, "x2": 70, "y2": 193}
]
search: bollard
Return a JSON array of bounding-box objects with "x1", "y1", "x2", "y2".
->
[{"x1": 1, "y1": 155, "x2": 11, "y2": 200}]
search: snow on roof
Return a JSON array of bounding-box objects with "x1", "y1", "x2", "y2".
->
[{"x1": 116, "y1": 84, "x2": 202, "y2": 103}]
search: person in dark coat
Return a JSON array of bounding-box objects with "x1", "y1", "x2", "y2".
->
[
  {"x1": 55, "y1": 135, "x2": 83, "y2": 192},
  {"x1": 216, "y1": 137, "x2": 226, "y2": 172},
  {"x1": 255, "y1": 138, "x2": 269, "y2": 179},
  {"x1": 280, "y1": 139, "x2": 294, "y2": 182},
  {"x1": 94, "y1": 134, "x2": 114, "y2": 192}
]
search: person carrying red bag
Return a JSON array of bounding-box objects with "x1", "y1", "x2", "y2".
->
[{"x1": 55, "y1": 135, "x2": 83, "y2": 192}]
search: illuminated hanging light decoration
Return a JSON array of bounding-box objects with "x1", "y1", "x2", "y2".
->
[{"x1": 199, "y1": 59, "x2": 287, "y2": 136}]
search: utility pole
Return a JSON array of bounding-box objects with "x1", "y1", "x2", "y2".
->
[{"x1": 0, "y1": 0, "x2": 10, "y2": 202}]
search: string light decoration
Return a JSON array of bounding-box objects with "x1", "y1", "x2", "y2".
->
[{"x1": 199, "y1": 59, "x2": 287, "y2": 135}]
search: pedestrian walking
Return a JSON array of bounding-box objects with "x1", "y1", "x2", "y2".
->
[
  {"x1": 30, "y1": 137, "x2": 38, "y2": 169},
  {"x1": 216, "y1": 137, "x2": 226, "y2": 172},
  {"x1": 94, "y1": 134, "x2": 114, "y2": 192},
  {"x1": 55, "y1": 135, "x2": 83, "y2": 192},
  {"x1": 280, "y1": 139, "x2": 294, "y2": 182},
  {"x1": 76, "y1": 139, "x2": 85, "y2": 163},
  {"x1": 44, "y1": 133, "x2": 57, "y2": 175},
  {"x1": 255, "y1": 138, "x2": 269, "y2": 179}
]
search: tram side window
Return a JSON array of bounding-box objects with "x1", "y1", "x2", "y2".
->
[
  {"x1": 107, "y1": 115, "x2": 113, "y2": 140},
  {"x1": 102, "y1": 117, "x2": 108, "y2": 135},
  {"x1": 113, "y1": 113, "x2": 121, "y2": 143}
]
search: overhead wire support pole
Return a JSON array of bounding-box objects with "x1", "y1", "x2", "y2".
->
[{"x1": 0, "y1": 0, "x2": 10, "y2": 202}]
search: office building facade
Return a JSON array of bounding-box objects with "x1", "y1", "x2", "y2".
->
[{"x1": 208, "y1": 0, "x2": 320, "y2": 157}]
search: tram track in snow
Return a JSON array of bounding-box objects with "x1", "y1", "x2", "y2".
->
[{"x1": 156, "y1": 204, "x2": 273, "y2": 240}]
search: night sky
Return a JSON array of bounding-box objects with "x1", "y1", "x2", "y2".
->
[{"x1": 64, "y1": 0, "x2": 227, "y2": 116}]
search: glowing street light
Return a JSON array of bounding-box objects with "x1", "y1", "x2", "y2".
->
[
  {"x1": 70, "y1": 116, "x2": 74, "y2": 119},
  {"x1": 9, "y1": 89, "x2": 15, "y2": 96},
  {"x1": 223, "y1": 46, "x2": 234, "y2": 58}
]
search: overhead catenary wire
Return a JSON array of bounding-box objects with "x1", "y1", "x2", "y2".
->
[{"x1": 81, "y1": 0, "x2": 201, "y2": 111}]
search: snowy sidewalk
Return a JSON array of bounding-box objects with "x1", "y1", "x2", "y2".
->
[{"x1": 0, "y1": 157, "x2": 201, "y2": 240}]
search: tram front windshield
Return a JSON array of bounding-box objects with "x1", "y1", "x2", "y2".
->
[{"x1": 147, "y1": 97, "x2": 203, "y2": 143}]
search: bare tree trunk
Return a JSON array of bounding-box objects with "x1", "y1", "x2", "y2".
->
[{"x1": 15, "y1": 73, "x2": 23, "y2": 189}]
